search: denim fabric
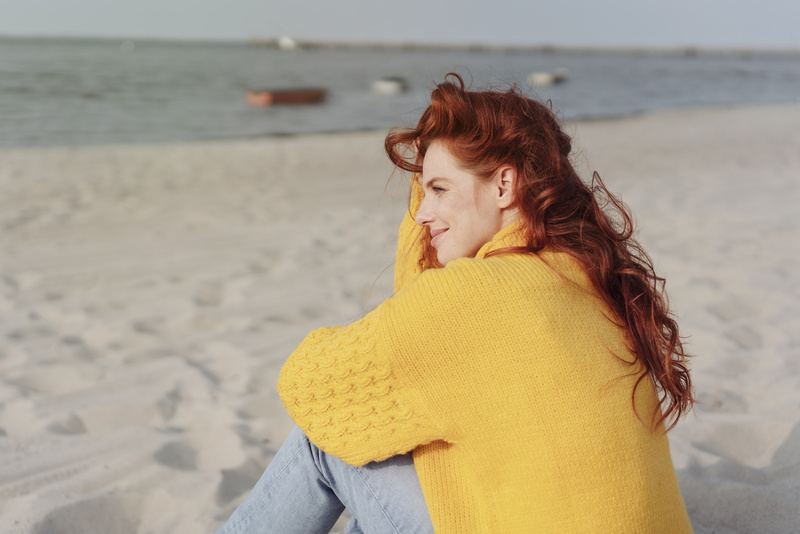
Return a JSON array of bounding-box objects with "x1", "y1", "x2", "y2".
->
[{"x1": 214, "y1": 426, "x2": 434, "y2": 534}]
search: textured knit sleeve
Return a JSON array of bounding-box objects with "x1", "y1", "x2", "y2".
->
[
  {"x1": 394, "y1": 174, "x2": 442, "y2": 294},
  {"x1": 277, "y1": 305, "x2": 445, "y2": 467}
]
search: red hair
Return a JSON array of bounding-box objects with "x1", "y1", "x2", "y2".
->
[{"x1": 385, "y1": 73, "x2": 693, "y2": 430}]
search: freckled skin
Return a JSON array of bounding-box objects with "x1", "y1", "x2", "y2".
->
[{"x1": 415, "y1": 142, "x2": 518, "y2": 265}]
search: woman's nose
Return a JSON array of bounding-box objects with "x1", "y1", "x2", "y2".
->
[{"x1": 415, "y1": 196, "x2": 434, "y2": 226}]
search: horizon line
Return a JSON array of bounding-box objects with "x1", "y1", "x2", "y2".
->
[{"x1": 2, "y1": 33, "x2": 799, "y2": 55}]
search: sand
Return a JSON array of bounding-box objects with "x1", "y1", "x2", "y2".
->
[{"x1": 1, "y1": 103, "x2": 799, "y2": 533}]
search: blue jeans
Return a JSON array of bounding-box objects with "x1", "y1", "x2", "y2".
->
[{"x1": 214, "y1": 426, "x2": 434, "y2": 534}]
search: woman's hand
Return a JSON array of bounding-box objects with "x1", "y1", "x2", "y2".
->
[{"x1": 394, "y1": 174, "x2": 442, "y2": 294}]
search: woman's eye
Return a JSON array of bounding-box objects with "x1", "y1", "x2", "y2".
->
[{"x1": 432, "y1": 186, "x2": 445, "y2": 193}]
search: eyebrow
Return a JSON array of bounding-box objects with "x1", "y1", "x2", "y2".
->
[{"x1": 422, "y1": 176, "x2": 451, "y2": 188}]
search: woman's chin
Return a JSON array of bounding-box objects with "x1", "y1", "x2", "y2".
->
[{"x1": 436, "y1": 248, "x2": 462, "y2": 266}]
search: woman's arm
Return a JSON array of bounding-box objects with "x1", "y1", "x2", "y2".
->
[
  {"x1": 277, "y1": 304, "x2": 445, "y2": 467},
  {"x1": 279, "y1": 177, "x2": 451, "y2": 466}
]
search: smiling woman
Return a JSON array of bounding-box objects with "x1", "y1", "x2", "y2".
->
[{"x1": 213, "y1": 73, "x2": 694, "y2": 534}]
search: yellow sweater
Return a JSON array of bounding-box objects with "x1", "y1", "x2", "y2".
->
[{"x1": 278, "y1": 180, "x2": 693, "y2": 533}]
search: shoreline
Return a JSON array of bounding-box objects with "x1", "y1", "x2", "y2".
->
[{"x1": 2, "y1": 101, "x2": 798, "y2": 152}]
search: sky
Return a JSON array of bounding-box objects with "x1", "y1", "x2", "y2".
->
[{"x1": 2, "y1": 0, "x2": 799, "y2": 49}]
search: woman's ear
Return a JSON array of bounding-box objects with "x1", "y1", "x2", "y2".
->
[{"x1": 494, "y1": 165, "x2": 516, "y2": 209}]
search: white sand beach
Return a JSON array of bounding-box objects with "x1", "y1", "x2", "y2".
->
[{"x1": 1, "y1": 103, "x2": 799, "y2": 533}]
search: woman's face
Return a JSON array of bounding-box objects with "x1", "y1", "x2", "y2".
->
[{"x1": 415, "y1": 141, "x2": 509, "y2": 265}]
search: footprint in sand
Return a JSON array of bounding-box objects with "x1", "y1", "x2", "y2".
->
[
  {"x1": 6, "y1": 324, "x2": 56, "y2": 342},
  {"x1": 156, "y1": 387, "x2": 182, "y2": 421},
  {"x1": 707, "y1": 298, "x2": 763, "y2": 349},
  {"x1": 188, "y1": 342, "x2": 251, "y2": 391},
  {"x1": 12, "y1": 363, "x2": 104, "y2": 395},
  {"x1": 193, "y1": 281, "x2": 222, "y2": 307},
  {"x1": 155, "y1": 425, "x2": 245, "y2": 472},
  {"x1": 725, "y1": 325, "x2": 763, "y2": 349},
  {"x1": 132, "y1": 318, "x2": 161, "y2": 335},
  {"x1": 154, "y1": 440, "x2": 198, "y2": 471},
  {"x1": 2, "y1": 272, "x2": 42, "y2": 293},
  {"x1": 216, "y1": 458, "x2": 268, "y2": 506},
  {"x1": 33, "y1": 496, "x2": 140, "y2": 534},
  {"x1": 707, "y1": 299, "x2": 756, "y2": 323},
  {"x1": 47, "y1": 413, "x2": 88, "y2": 435},
  {"x1": 695, "y1": 388, "x2": 747, "y2": 413},
  {"x1": 80, "y1": 325, "x2": 118, "y2": 351}
]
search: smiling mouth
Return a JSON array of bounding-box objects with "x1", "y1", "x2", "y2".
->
[{"x1": 430, "y1": 228, "x2": 448, "y2": 246}]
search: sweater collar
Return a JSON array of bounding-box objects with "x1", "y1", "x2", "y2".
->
[{"x1": 475, "y1": 220, "x2": 528, "y2": 259}]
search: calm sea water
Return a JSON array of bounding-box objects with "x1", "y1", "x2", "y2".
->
[{"x1": 1, "y1": 37, "x2": 799, "y2": 147}]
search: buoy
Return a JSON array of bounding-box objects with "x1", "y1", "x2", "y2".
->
[
  {"x1": 528, "y1": 68, "x2": 568, "y2": 86},
  {"x1": 277, "y1": 36, "x2": 297, "y2": 50},
  {"x1": 371, "y1": 76, "x2": 409, "y2": 95}
]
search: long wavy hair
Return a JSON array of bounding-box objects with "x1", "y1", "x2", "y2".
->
[{"x1": 385, "y1": 73, "x2": 693, "y2": 430}]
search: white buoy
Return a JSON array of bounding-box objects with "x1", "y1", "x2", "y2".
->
[
  {"x1": 277, "y1": 35, "x2": 297, "y2": 50},
  {"x1": 371, "y1": 77, "x2": 409, "y2": 95},
  {"x1": 528, "y1": 68, "x2": 568, "y2": 86}
]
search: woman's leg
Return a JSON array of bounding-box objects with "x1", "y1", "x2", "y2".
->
[
  {"x1": 214, "y1": 426, "x2": 343, "y2": 534},
  {"x1": 214, "y1": 426, "x2": 433, "y2": 534},
  {"x1": 334, "y1": 446, "x2": 433, "y2": 534}
]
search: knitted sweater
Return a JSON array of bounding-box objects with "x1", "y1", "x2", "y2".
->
[{"x1": 278, "y1": 180, "x2": 693, "y2": 533}]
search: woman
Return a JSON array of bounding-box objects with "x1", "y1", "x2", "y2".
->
[{"x1": 215, "y1": 73, "x2": 694, "y2": 533}]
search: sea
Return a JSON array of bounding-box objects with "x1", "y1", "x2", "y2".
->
[{"x1": 1, "y1": 37, "x2": 799, "y2": 148}]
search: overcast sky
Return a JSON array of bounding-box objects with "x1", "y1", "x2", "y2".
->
[{"x1": 2, "y1": 0, "x2": 799, "y2": 49}]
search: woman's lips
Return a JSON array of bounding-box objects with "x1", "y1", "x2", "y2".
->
[{"x1": 430, "y1": 228, "x2": 448, "y2": 247}]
